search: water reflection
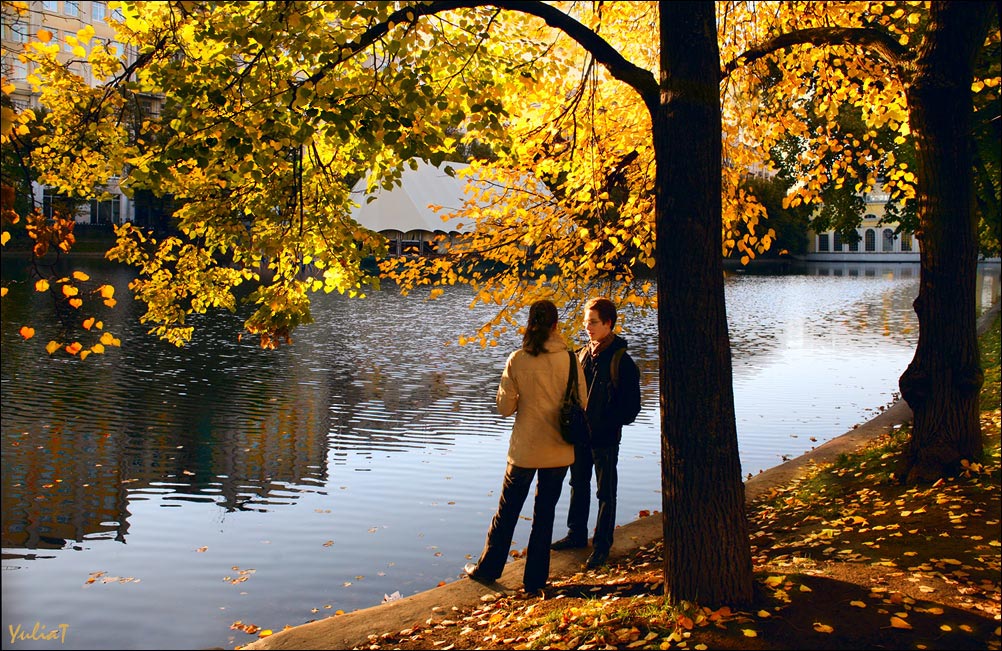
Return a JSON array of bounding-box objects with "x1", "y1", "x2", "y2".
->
[{"x1": 1, "y1": 256, "x2": 999, "y2": 650}]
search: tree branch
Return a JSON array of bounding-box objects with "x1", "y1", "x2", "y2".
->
[
  {"x1": 305, "y1": 1, "x2": 659, "y2": 114},
  {"x1": 721, "y1": 26, "x2": 913, "y2": 80}
]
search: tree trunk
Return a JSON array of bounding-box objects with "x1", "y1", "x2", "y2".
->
[
  {"x1": 655, "y1": 0, "x2": 753, "y2": 607},
  {"x1": 898, "y1": 2, "x2": 994, "y2": 483}
]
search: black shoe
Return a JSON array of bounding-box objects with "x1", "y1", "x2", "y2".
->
[
  {"x1": 551, "y1": 536, "x2": 588, "y2": 551},
  {"x1": 585, "y1": 550, "x2": 609, "y2": 569},
  {"x1": 523, "y1": 584, "x2": 546, "y2": 596},
  {"x1": 464, "y1": 563, "x2": 496, "y2": 582}
]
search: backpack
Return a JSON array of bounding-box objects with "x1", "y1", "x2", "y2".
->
[{"x1": 577, "y1": 347, "x2": 626, "y2": 389}]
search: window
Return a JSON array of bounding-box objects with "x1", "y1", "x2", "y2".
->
[
  {"x1": 138, "y1": 96, "x2": 160, "y2": 118},
  {"x1": 43, "y1": 188, "x2": 76, "y2": 219},
  {"x1": 4, "y1": 55, "x2": 28, "y2": 81},
  {"x1": 833, "y1": 231, "x2": 843, "y2": 252},
  {"x1": 41, "y1": 0, "x2": 58, "y2": 11},
  {"x1": 92, "y1": 1, "x2": 106, "y2": 21},
  {"x1": 10, "y1": 21, "x2": 29, "y2": 43},
  {"x1": 848, "y1": 232, "x2": 860, "y2": 252},
  {"x1": 817, "y1": 233, "x2": 829, "y2": 252},
  {"x1": 89, "y1": 196, "x2": 121, "y2": 225},
  {"x1": 65, "y1": 1, "x2": 79, "y2": 17},
  {"x1": 864, "y1": 229, "x2": 876, "y2": 252},
  {"x1": 901, "y1": 233, "x2": 913, "y2": 252},
  {"x1": 882, "y1": 229, "x2": 895, "y2": 252}
]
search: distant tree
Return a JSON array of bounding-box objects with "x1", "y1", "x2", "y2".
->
[{"x1": 741, "y1": 173, "x2": 810, "y2": 257}]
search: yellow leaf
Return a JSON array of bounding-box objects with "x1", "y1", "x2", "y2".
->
[
  {"x1": 38, "y1": 28, "x2": 52, "y2": 43},
  {"x1": 65, "y1": 341, "x2": 83, "y2": 355},
  {"x1": 69, "y1": 298, "x2": 83, "y2": 308},
  {"x1": 813, "y1": 623, "x2": 834, "y2": 634},
  {"x1": 35, "y1": 279, "x2": 50, "y2": 292},
  {"x1": 1, "y1": 231, "x2": 9, "y2": 246},
  {"x1": 850, "y1": 601, "x2": 866, "y2": 608},
  {"x1": 19, "y1": 326, "x2": 35, "y2": 340},
  {"x1": 763, "y1": 575, "x2": 785, "y2": 587},
  {"x1": 62, "y1": 285, "x2": 79, "y2": 297},
  {"x1": 258, "y1": 630, "x2": 273, "y2": 638},
  {"x1": 741, "y1": 629, "x2": 758, "y2": 637},
  {"x1": 80, "y1": 350, "x2": 90, "y2": 360},
  {"x1": 890, "y1": 616, "x2": 912, "y2": 629},
  {"x1": 72, "y1": 271, "x2": 90, "y2": 281},
  {"x1": 99, "y1": 284, "x2": 115, "y2": 299},
  {"x1": 46, "y1": 340, "x2": 60, "y2": 355},
  {"x1": 1, "y1": 287, "x2": 6, "y2": 297},
  {"x1": 83, "y1": 317, "x2": 95, "y2": 330}
]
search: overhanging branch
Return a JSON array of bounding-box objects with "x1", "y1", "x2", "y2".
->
[{"x1": 721, "y1": 26, "x2": 913, "y2": 81}]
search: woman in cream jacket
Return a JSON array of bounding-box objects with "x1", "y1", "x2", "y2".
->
[{"x1": 464, "y1": 299, "x2": 588, "y2": 594}]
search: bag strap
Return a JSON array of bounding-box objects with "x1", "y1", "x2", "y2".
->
[{"x1": 563, "y1": 350, "x2": 577, "y2": 402}]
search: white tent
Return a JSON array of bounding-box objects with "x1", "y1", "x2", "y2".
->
[{"x1": 349, "y1": 159, "x2": 477, "y2": 241}]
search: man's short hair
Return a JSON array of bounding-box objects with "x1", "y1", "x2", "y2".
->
[{"x1": 584, "y1": 297, "x2": 617, "y2": 328}]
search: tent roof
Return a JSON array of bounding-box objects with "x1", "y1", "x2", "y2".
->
[{"x1": 350, "y1": 160, "x2": 478, "y2": 234}]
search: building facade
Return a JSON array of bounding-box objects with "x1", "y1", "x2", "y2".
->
[
  {"x1": 1, "y1": 1, "x2": 159, "y2": 226},
  {"x1": 803, "y1": 186, "x2": 921, "y2": 262}
]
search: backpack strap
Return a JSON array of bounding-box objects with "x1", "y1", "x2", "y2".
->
[{"x1": 610, "y1": 348, "x2": 626, "y2": 389}]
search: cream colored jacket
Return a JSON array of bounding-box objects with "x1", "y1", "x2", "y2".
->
[{"x1": 496, "y1": 331, "x2": 588, "y2": 468}]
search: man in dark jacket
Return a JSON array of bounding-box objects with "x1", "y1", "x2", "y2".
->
[{"x1": 552, "y1": 297, "x2": 642, "y2": 569}]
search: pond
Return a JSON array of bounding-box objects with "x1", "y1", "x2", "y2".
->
[{"x1": 2, "y1": 257, "x2": 1000, "y2": 650}]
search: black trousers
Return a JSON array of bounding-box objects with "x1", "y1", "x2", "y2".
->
[
  {"x1": 473, "y1": 463, "x2": 568, "y2": 590},
  {"x1": 565, "y1": 443, "x2": 620, "y2": 553}
]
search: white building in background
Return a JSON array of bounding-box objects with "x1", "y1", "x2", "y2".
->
[
  {"x1": 1, "y1": 1, "x2": 158, "y2": 225},
  {"x1": 803, "y1": 184, "x2": 921, "y2": 262}
]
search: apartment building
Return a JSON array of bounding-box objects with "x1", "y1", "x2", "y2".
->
[{"x1": 1, "y1": 1, "x2": 164, "y2": 226}]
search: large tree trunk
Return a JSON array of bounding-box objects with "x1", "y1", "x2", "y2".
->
[
  {"x1": 898, "y1": 2, "x2": 994, "y2": 483},
  {"x1": 655, "y1": 1, "x2": 753, "y2": 607}
]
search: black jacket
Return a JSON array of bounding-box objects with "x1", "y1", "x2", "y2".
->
[{"x1": 578, "y1": 335, "x2": 642, "y2": 448}]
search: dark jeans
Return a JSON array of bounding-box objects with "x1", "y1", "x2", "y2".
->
[
  {"x1": 472, "y1": 463, "x2": 568, "y2": 590},
  {"x1": 565, "y1": 443, "x2": 620, "y2": 553}
]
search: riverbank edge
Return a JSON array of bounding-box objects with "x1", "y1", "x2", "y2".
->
[{"x1": 242, "y1": 301, "x2": 1002, "y2": 651}]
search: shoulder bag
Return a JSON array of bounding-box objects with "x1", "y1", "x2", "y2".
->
[{"x1": 559, "y1": 350, "x2": 591, "y2": 445}]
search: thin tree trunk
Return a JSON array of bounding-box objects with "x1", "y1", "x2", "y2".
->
[
  {"x1": 899, "y1": 2, "x2": 994, "y2": 482},
  {"x1": 655, "y1": 0, "x2": 753, "y2": 606}
]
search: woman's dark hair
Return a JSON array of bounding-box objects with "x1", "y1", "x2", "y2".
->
[{"x1": 522, "y1": 300, "x2": 559, "y2": 356}]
